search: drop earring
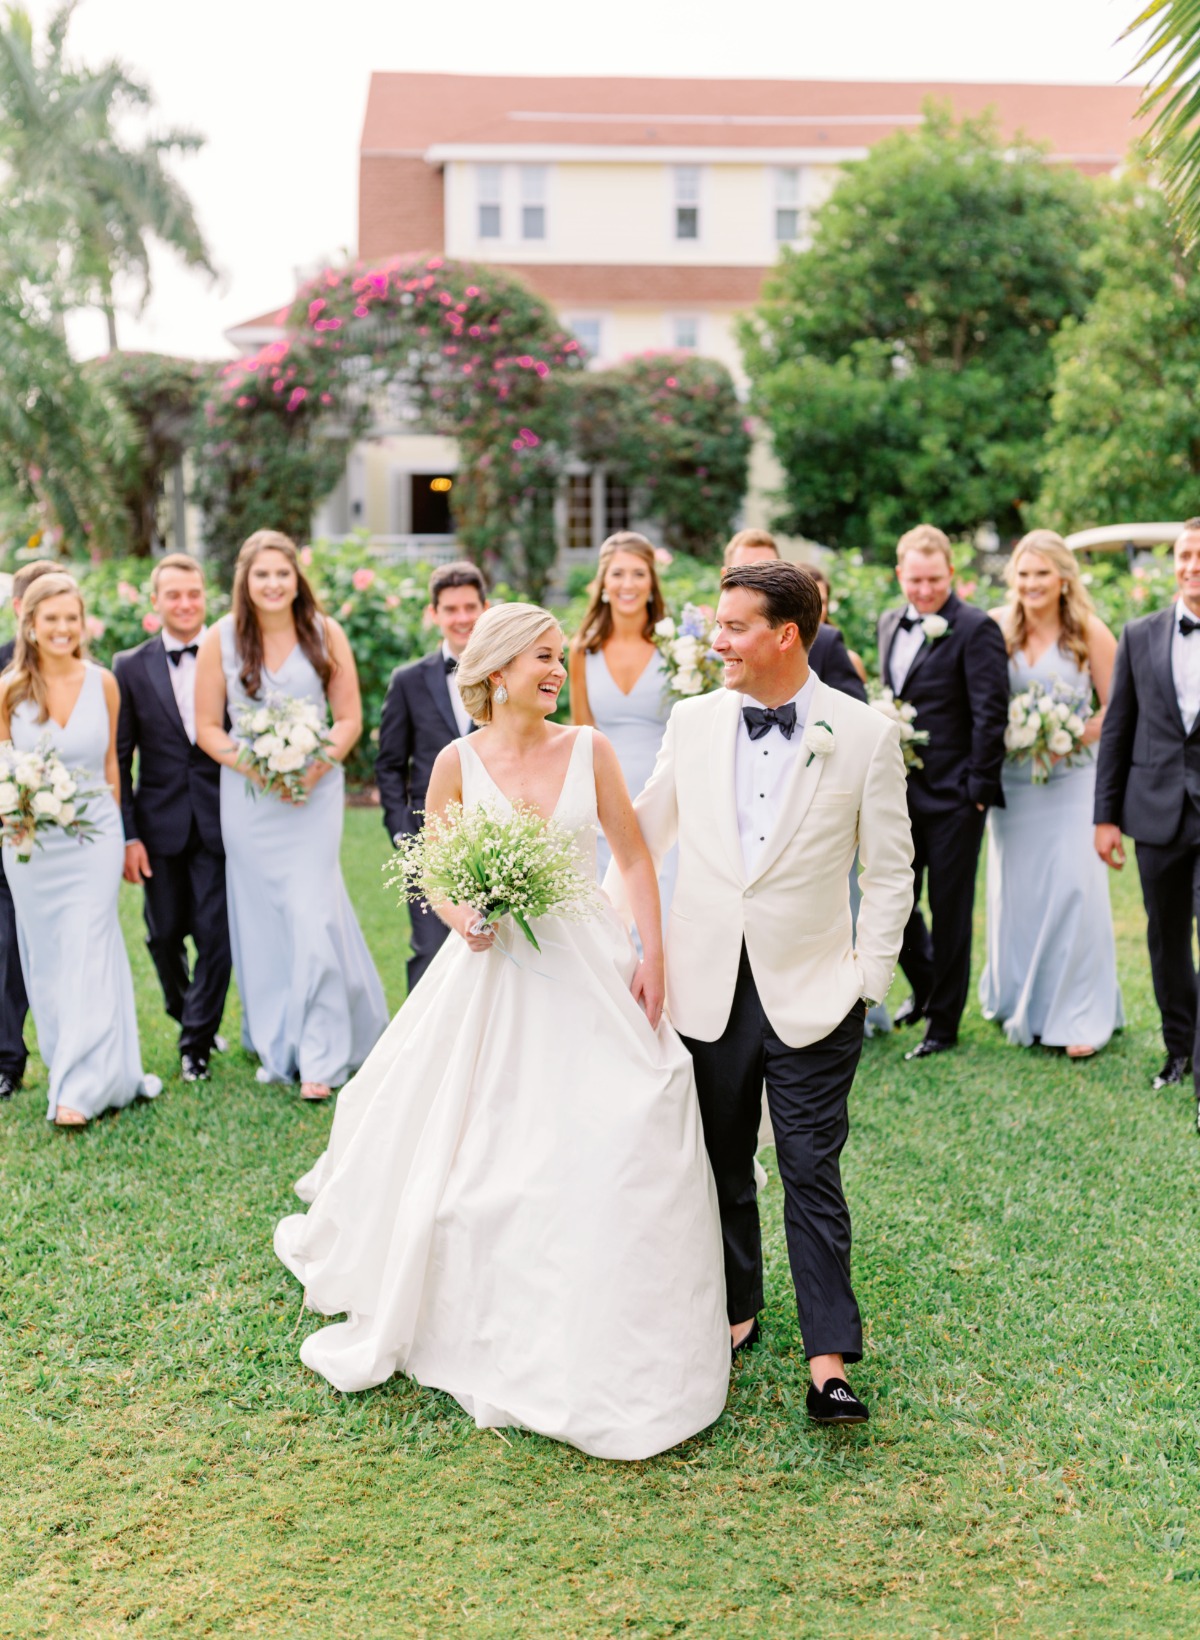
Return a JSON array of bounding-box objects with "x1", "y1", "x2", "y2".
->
[
  {"x1": 494, "y1": 682, "x2": 509, "y2": 705},
  {"x1": 600, "y1": 592, "x2": 610, "y2": 605}
]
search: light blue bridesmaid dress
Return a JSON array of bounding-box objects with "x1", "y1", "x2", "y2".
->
[
  {"x1": 4, "y1": 662, "x2": 157, "y2": 1120},
  {"x1": 218, "y1": 616, "x2": 388, "y2": 1087},
  {"x1": 584, "y1": 646, "x2": 677, "y2": 918},
  {"x1": 980, "y1": 645, "x2": 1125, "y2": 1050}
]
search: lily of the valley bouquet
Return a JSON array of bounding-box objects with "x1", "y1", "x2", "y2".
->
[
  {"x1": 654, "y1": 604, "x2": 723, "y2": 699},
  {"x1": 1004, "y1": 679, "x2": 1089, "y2": 785},
  {"x1": 870, "y1": 687, "x2": 930, "y2": 772},
  {"x1": 0, "y1": 737, "x2": 103, "y2": 860},
  {"x1": 235, "y1": 694, "x2": 335, "y2": 803},
  {"x1": 387, "y1": 801, "x2": 597, "y2": 952}
]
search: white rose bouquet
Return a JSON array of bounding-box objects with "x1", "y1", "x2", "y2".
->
[
  {"x1": 234, "y1": 694, "x2": 335, "y2": 803},
  {"x1": 653, "y1": 604, "x2": 723, "y2": 699},
  {"x1": 387, "y1": 800, "x2": 597, "y2": 953},
  {"x1": 870, "y1": 686, "x2": 930, "y2": 773},
  {"x1": 1003, "y1": 679, "x2": 1090, "y2": 785},
  {"x1": 0, "y1": 736, "x2": 104, "y2": 860}
]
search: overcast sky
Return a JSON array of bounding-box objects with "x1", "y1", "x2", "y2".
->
[{"x1": 27, "y1": 0, "x2": 1149, "y2": 361}]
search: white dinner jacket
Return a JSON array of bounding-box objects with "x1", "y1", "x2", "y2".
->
[{"x1": 605, "y1": 678, "x2": 914, "y2": 1049}]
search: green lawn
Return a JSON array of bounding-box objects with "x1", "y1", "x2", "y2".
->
[{"x1": 1, "y1": 809, "x2": 1198, "y2": 1638}]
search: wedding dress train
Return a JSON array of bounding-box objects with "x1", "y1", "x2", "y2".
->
[{"x1": 275, "y1": 727, "x2": 729, "y2": 1460}]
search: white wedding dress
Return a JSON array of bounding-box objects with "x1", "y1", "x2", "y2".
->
[{"x1": 274, "y1": 727, "x2": 729, "y2": 1460}]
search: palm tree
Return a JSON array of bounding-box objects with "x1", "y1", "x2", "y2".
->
[
  {"x1": 1128, "y1": 0, "x2": 1200, "y2": 243},
  {"x1": 0, "y1": 3, "x2": 214, "y2": 348}
]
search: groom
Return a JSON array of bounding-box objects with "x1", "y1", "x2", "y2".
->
[{"x1": 610, "y1": 563, "x2": 913, "y2": 1422}]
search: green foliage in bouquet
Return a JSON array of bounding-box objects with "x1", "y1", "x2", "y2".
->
[{"x1": 387, "y1": 799, "x2": 596, "y2": 953}]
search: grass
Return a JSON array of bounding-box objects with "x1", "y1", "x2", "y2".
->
[{"x1": 2, "y1": 808, "x2": 1199, "y2": 1637}]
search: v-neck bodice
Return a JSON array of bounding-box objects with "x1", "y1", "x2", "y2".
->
[{"x1": 458, "y1": 728, "x2": 597, "y2": 873}]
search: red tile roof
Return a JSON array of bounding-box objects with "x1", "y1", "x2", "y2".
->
[{"x1": 361, "y1": 73, "x2": 1145, "y2": 164}]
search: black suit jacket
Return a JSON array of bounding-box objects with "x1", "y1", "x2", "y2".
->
[
  {"x1": 1094, "y1": 606, "x2": 1200, "y2": 845},
  {"x1": 809, "y1": 623, "x2": 868, "y2": 703},
  {"x1": 877, "y1": 592, "x2": 1009, "y2": 816},
  {"x1": 0, "y1": 639, "x2": 13, "y2": 671},
  {"x1": 113, "y1": 636, "x2": 223, "y2": 856},
  {"x1": 376, "y1": 648, "x2": 472, "y2": 843}
]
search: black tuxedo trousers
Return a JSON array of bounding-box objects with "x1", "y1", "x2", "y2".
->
[
  {"x1": 1135, "y1": 796, "x2": 1200, "y2": 1084},
  {"x1": 898, "y1": 804, "x2": 987, "y2": 1044},
  {"x1": 142, "y1": 820, "x2": 231, "y2": 1059},
  {"x1": 0, "y1": 867, "x2": 27, "y2": 1080},
  {"x1": 681, "y1": 945, "x2": 865, "y2": 1361}
]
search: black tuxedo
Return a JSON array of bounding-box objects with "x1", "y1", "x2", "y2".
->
[
  {"x1": 376, "y1": 647, "x2": 473, "y2": 991},
  {"x1": 809, "y1": 623, "x2": 868, "y2": 703},
  {"x1": 877, "y1": 592, "x2": 1010, "y2": 1043},
  {"x1": 1096, "y1": 607, "x2": 1200, "y2": 1080},
  {"x1": 0, "y1": 637, "x2": 27, "y2": 1080},
  {"x1": 113, "y1": 635, "x2": 230, "y2": 1060}
]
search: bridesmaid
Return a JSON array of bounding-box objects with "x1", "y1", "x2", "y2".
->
[
  {"x1": 569, "y1": 532, "x2": 676, "y2": 909},
  {"x1": 980, "y1": 530, "x2": 1124, "y2": 1057},
  {"x1": 0, "y1": 573, "x2": 160, "y2": 1127},
  {"x1": 195, "y1": 531, "x2": 387, "y2": 1102}
]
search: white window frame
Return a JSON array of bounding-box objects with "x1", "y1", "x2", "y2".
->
[
  {"x1": 772, "y1": 165, "x2": 806, "y2": 247},
  {"x1": 669, "y1": 313, "x2": 701, "y2": 352},
  {"x1": 565, "y1": 313, "x2": 604, "y2": 364},
  {"x1": 672, "y1": 165, "x2": 703, "y2": 244},
  {"x1": 477, "y1": 164, "x2": 503, "y2": 241},
  {"x1": 519, "y1": 164, "x2": 548, "y2": 241}
]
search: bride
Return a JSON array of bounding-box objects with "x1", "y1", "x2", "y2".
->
[{"x1": 275, "y1": 602, "x2": 729, "y2": 1459}]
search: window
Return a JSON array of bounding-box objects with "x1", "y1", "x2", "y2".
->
[
  {"x1": 604, "y1": 477, "x2": 631, "y2": 535},
  {"x1": 774, "y1": 167, "x2": 803, "y2": 243},
  {"x1": 671, "y1": 315, "x2": 699, "y2": 351},
  {"x1": 520, "y1": 165, "x2": 547, "y2": 240},
  {"x1": 477, "y1": 165, "x2": 502, "y2": 239},
  {"x1": 674, "y1": 166, "x2": 700, "y2": 240},
  {"x1": 568, "y1": 315, "x2": 602, "y2": 360},
  {"x1": 567, "y1": 473, "x2": 594, "y2": 552}
]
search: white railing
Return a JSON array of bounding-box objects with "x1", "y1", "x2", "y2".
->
[{"x1": 351, "y1": 535, "x2": 462, "y2": 565}]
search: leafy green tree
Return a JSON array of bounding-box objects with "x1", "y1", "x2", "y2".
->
[
  {"x1": 0, "y1": 3, "x2": 213, "y2": 348},
  {"x1": 572, "y1": 354, "x2": 750, "y2": 559},
  {"x1": 740, "y1": 107, "x2": 1102, "y2": 555},
  {"x1": 1040, "y1": 176, "x2": 1200, "y2": 527}
]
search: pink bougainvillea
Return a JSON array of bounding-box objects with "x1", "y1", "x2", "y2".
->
[{"x1": 351, "y1": 567, "x2": 376, "y2": 591}]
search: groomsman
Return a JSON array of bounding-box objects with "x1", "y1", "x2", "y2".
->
[
  {"x1": 723, "y1": 531, "x2": 867, "y2": 702},
  {"x1": 878, "y1": 525, "x2": 1009, "y2": 1060},
  {"x1": 376, "y1": 561, "x2": 489, "y2": 992},
  {"x1": 1096, "y1": 519, "x2": 1200, "y2": 1119},
  {"x1": 0, "y1": 560, "x2": 62, "y2": 1098},
  {"x1": 113, "y1": 554, "x2": 230, "y2": 1081}
]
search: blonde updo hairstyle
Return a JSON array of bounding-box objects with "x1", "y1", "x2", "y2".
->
[
  {"x1": 1003, "y1": 529, "x2": 1094, "y2": 670},
  {"x1": 456, "y1": 603, "x2": 561, "y2": 725},
  {"x1": 3, "y1": 571, "x2": 85, "y2": 723}
]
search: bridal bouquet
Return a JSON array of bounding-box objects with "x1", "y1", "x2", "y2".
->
[
  {"x1": 234, "y1": 694, "x2": 335, "y2": 803},
  {"x1": 0, "y1": 737, "x2": 104, "y2": 860},
  {"x1": 388, "y1": 801, "x2": 597, "y2": 952},
  {"x1": 1004, "y1": 679, "x2": 1089, "y2": 785},
  {"x1": 870, "y1": 687, "x2": 929, "y2": 772},
  {"x1": 654, "y1": 604, "x2": 723, "y2": 698}
]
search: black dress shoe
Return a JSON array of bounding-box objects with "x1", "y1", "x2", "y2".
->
[
  {"x1": 892, "y1": 995, "x2": 927, "y2": 1029},
  {"x1": 181, "y1": 1054, "x2": 210, "y2": 1083},
  {"x1": 0, "y1": 1071, "x2": 19, "y2": 1100},
  {"x1": 904, "y1": 1037, "x2": 954, "y2": 1062},
  {"x1": 1153, "y1": 1054, "x2": 1192, "y2": 1090},
  {"x1": 732, "y1": 1318, "x2": 760, "y2": 1357},
  {"x1": 806, "y1": 1377, "x2": 869, "y2": 1424}
]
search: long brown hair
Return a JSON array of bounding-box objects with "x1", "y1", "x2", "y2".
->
[
  {"x1": 3, "y1": 572, "x2": 85, "y2": 723},
  {"x1": 231, "y1": 530, "x2": 332, "y2": 699},
  {"x1": 575, "y1": 532, "x2": 665, "y2": 654},
  {"x1": 1003, "y1": 530, "x2": 1093, "y2": 670}
]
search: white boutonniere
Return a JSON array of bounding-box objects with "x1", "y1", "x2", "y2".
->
[
  {"x1": 803, "y1": 719, "x2": 835, "y2": 768},
  {"x1": 920, "y1": 614, "x2": 950, "y2": 642}
]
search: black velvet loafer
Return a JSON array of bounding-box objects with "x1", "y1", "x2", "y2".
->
[{"x1": 806, "y1": 1377, "x2": 869, "y2": 1424}]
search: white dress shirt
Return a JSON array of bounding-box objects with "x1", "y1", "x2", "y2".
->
[
  {"x1": 734, "y1": 673, "x2": 817, "y2": 878},
  {"x1": 889, "y1": 605, "x2": 927, "y2": 695},
  {"x1": 442, "y1": 641, "x2": 473, "y2": 737},
  {"x1": 1172, "y1": 598, "x2": 1200, "y2": 734},
  {"x1": 162, "y1": 626, "x2": 205, "y2": 744}
]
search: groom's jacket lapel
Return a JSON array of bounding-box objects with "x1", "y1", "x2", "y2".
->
[
  {"x1": 750, "y1": 678, "x2": 833, "y2": 885},
  {"x1": 708, "y1": 689, "x2": 746, "y2": 881}
]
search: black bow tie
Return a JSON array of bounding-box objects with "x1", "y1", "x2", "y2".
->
[
  {"x1": 898, "y1": 612, "x2": 922, "y2": 632},
  {"x1": 167, "y1": 644, "x2": 199, "y2": 667},
  {"x1": 444, "y1": 655, "x2": 458, "y2": 674},
  {"x1": 743, "y1": 703, "x2": 797, "y2": 741},
  {"x1": 1181, "y1": 615, "x2": 1200, "y2": 637}
]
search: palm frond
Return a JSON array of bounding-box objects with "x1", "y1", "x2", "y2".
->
[{"x1": 1128, "y1": 0, "x2": 1200, "y2": 242}]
